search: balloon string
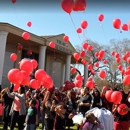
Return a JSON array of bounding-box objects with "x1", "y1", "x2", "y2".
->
[
  {"x1": 100, "y1": 23, "x2": 108, "y2": 44},
  {"x1": 69, "y1": 14, "x2": 82, "y2": 42}
]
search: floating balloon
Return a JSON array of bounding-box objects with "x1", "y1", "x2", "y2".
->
[
  {"x1": 76, "y1": 28, "x2": 82, "y2": 33},
  {"x1": 74, "y1": 80, "x2": 82, "y2": 88},
  {"x1": 71, "y1": 67, "x2": 76, "y2": 74},
  {"x1": 87, "y1": 77, "x2": 93, "y2": 81},
  {"x1": 103, "y1": 60, "x2": 107, "y2": 64},
  {"x1": 99, "y1": 70, "x2": 106, "y2": 79},
  {"x1": 17, "y1": 43, "x2": 23, "y2": 51},
  {"x1": 121, "y1": 24, "x2": 128, "y2": 31},
  {"x1": 98, "y1": 14, "x2": 104, "y2": 22},
  {"x1": 73, "y1": 53, "x2": 80, "y2": 61},
  {"x1": 113, "y1": 18, "x2": 121, "y2": 29},
  {"x1": 85, "y1": 81, "x2": 95, "y2": 90},
  {"x1": 122, "y1": 55, "x2": 127, "y2": 61},
  {"x1": 30, "y1": 79, "x2": 41, "y2": 90},
  {"x1": 99, "y1": 50, "x2": 105, "y2": 58},
  {"x1": 61, "y1": 0, "x2": 74, "y2": 14},
  {"x1": 73, "y1": 0, "x2": 87, "y2": 11},
  {"x1": 75, "y1": 74, "x2": 83, "y2": 81},
  {"x1": 8, "y1": 69, "x2": 23, "y2": 84},
  {"x1": 80, "y1": 50, "x2": 86, "y2": 58},
  {"x1": 20, "y1": 71, "x2": 30, "y2": 86},
  {"x1": 27, "y1": 21, "x2": 32, "y2": 27},
  {"x1": 123, "y1": 75, "x2": 130, "y2": 85},
  {"x1": 115, "y1": 53, "x2": 120, "y2": 58},
  {"x1": 42, "y1": 75, "x2": 54, "y2": 89},
  {"x1": 111, "y1": 51, "x2": 115, "y2": 56},
  {"x1": 82, "y1": 42, "x2": 88, "y2": 50},
  {"x1": 81, "y1": 59, "x2": 87, "y2": 66},
  {"x1": 88, "y1": 64, "x2": 93, "y2": 70},
  {"x1": 105, "y1": 90, "x2": 113, "y2": 102},
  {"x1": 111, "y1": 91, "x2": 122, "y2": 104},
  {"x1": 81, "y1": 20, "x2": 88, "y2": 29},
  {"x1": 117, "y1": 104, "x2": 128, "y2": 115},
  {"x1": 31, "y1": 59, "x2": 38, "y2": 69},
  {"x1": 35, "y1": 69, "x2": 47, "y2": 83},
  {"x1": 118, "y1": 65, "x2": 123, "y2": 71},
  {"x1": 87, "y1": 45, "x2": 93, "y2": 51},
  {"x1": 12, "y1": 0, "x2": 16, "y2": 4},
  {"x1": 95, "y1": 52, "x2": 99, "y2": 57},
  {"x1": 63, "y1": 35, "x2": 69, "y2": 42},
  {"x1": 94, "y1": 62, "x2": 99, "y2": 68},
  {"x1": 20, "y1": 59, "x2": 33, "y2": 75},
  {"x1": 10, "y1": 53, "x2": 17, "y2": 62},
  {"x1": 116, "y1": 58, "x2": 121, "y2": 63},
  {"x1": 22, "y1": 32, "x2": 30, "y2": 40},
  {"x1": 13, "y1": 84, "x2": 20, "y2": 92},
  {"x1": 49, "y1": 42, "x2": 55, "y2": 48},
  {"x1": 27, "y1": 50, "x2": 32, "y2": 56}
]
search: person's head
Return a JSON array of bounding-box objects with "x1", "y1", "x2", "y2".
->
[
  {"x1": 83, "y1": 87, "x2": 89, "y2": 95},
  {"x1": 93, "y1": 88, "x2": 100, "y2": 97},
  {"x1": 86, "y1": 112, "x2": 96, "y2": 124},
  {"x1": 18, "y1": 86, "x2": 25, "y2": 94},
  {"x1": 123, "y1": 84, "x2": 130, "y2": 93},
  {"x1": 29, "y1": 99, "x2": 37, "y2": 107},
  {"x1": 67, "y1": 90, "x2": 72, "y2": 98}
]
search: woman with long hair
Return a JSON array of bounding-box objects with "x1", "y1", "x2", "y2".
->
[{"x1": 7, "y1": 86, "x2": 26, "y2": 130}]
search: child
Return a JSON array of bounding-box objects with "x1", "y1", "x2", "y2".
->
[
  {"x1": 82, "y1": 112, "x2": 104, "y2": 130},
  {"x1": 24, "y1": 99, "x2": 38, "y2": 130}
]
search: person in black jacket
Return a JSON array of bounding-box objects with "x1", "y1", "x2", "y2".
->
[{"x1": 1, "y1": 84, "x2": 14, "y2": 130}]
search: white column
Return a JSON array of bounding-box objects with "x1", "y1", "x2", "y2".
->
[
  {"x1": 61, "y1": 63, "x2": 65, "y2": 85},
  {"x1": 38, "y1": 46, "x2": 47, "y2": 70},
  {"x1": 83, "y1": 64, "x2": 88, "y2": 86},
  {"x1": 15, "y1": 50, "x2": 22, "y2": 68},
  {"x1": 65, "y1": 55, "x2": 71, "y2": 81},
  {"x1": 0, "y1": 31, "x2": 8, "y2": 85}
]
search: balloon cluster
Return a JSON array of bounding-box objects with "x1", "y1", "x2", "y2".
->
[
  {"x1": 7, "y1": 58, "x2": 54, "y2": 91},
  {"x1": 85, "y1": 77, "x2": 95, "y2": 90},
  {"x1": 61, "y1": 81, "x2": 75, "y2": 91},
  {"x1": 74, "y1": 74, "x2": 83, "y2": 88}
]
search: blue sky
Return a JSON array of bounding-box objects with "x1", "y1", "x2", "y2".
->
[{"x1": 0, "y1": 0, "x2": 130, "y2": 48}]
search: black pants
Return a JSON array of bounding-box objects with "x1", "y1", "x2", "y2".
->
[
  {"x1": 44, "y1": 118, "x2": 53, "y2": 130},
  {"x1": 10, "y1": 111, "x2": 26, "y2": 130},
  {"x1": 3, "y1": 116, "x2": 11, "y2": 130}
]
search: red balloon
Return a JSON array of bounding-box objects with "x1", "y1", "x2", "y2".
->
[
  {"x1": 35, "y1": 69, "x2": 47, "y2": 83},
  {"x1": 10, "y1": 53, "x2": 17, "y2": 62},
  {"x1": 27, "y1": 50, "x2": 32, "y2": 56},
  {"x1": 121, "y1": 24, "x2": 128, "y2": 31},
  {"x1": 80, "y1": 50, "x2": 86, "y2": 58},
  {"x1": 61, "y1": 0, "x2": 74, "y2": 14},
  {"x1": 73, "y1": 53, "x2": 80, "y2": 61},
  {"x1": 85, "y1": 81, "x2": 95, "y2": 90},
  {"x1": 128, "y1": 20, "x2": 130, "y2": 30},
  {"x1": 42, "y1": 75, "x2": 53, "y2": 89},
  {"x1": 63, "y1": 35, "x2": 69, "y2": 42},
  {"x1": 117, "y1": 104, "x2": 128, "y2": 115},
  {"x1": 27, "y1": 21, "x2": 32, "y2": 27},
  {"x1": 103, "y1": 60, "x2": 107, "y2": 64},
  {"x1": 8, "y1": 69, "x2": 23, "y2": 84},
  {"x1": 98, "y1": 56, "x2": 103, "y2": 61},
  {"x1": 127, "y1": 57, "x2": 130, "y2": 64},
  {"x1": 116, "y1": 58, "x2": 121, "y2": 63},
  {"x1": 70, "y1": 82, "x2": 75, "y2": 88},
  {"x1": 111, "y1": 91, "x2": 122, "y2": 104},
  {"x1": 113, "y1": 18, "x2": 121, "y2": 29},
  {"x1": 30, "y1": 59, "x2": 38, "y2": 69},
  {"x1": 20, "y1": 59, "x2": 33, "y2": 75},
  {"x1": 99, "y1": 70, "x2": 106, "y2": 79},
  {"x1": 122, "y1": 55, "x2": 127, "y2": 61},
  {"x1": 75, "y1": 74, "x2": 83, "y2": 81},
  {"x1": 121, "y1": 70, "x2": 125, "y2": 75},
  {"x1": 71, "y1": 67, "x2": 76, "y2": 74},
  {"x1": 111, "y1": 51, "x2": 115, "y2": 56},
  {"x1": 74, "y1": 80, "x2": 82, "y2": 88},
  {"x1": 49, "y1": 42, "x2": 55, "y2": 48},
  {"x1": 99, "y1": 50, "x2": 105, "y2": 57},
  {"x1": 87, "y1": 77, "x2": 93, "y2": 81},
  {"x1": 22, "y1": 32, "x2": 30, "y2": 40},
  {"x1": 12, "y1": 0, "x2": 16, "y2": 4},
  {"x1": 81, "y1": 59, "x2": 87, "y2": 66},
  {"x1": 30, "y1": 79, "x2": 41, "y2": 90},
  {"x1": 87, "y1": 45, "x2": 93, "y2": 51},
  {"x1": 13, "y1": 84, "x2": 20, "y2": 92},
  {"x1": 82, "y1": 42, "x2": 88, "y2": 49},
  {"x1": 76, "y1": 28, "x2": 82, "y2": 33},
  {"x1": 95, "y1": 52, "x2": 99, "y2": 57},
  {"x1": 88, "y1": 64, "x2": 93, "y2": 70},
  {"x1": 126, "y1": 51, "x2": 130, "y2": 57},
  {"x1": 17, "y1": 44, "x2": 23, "y2": 51},
  {"x1": 105, "y1": 90, "x2": 113, "y2": 102},
  {"x1": 81, "y1": 20, "x2": 88, "y2": 29},
  {"x1": 115, "y1": 53, "x2": 120, "y2": 58},
  {"x1": 20, "y1": 71, "x2": 30, "y2": 86},
  {"x1": 98, "y1": 14, "x2": 104, "y2": 22},
  {"x1": 125, "y1": 69, "x2": 130, "y2": 75},
  {"x1": 73, "y1": 0, "x2": 87, "y2": 11},
  {"x1": 123, "y1": 75, "x2": 130, "y2": 85},
  {"x1": 94, "y1": 62, "x2": 99, "y2": 68},
  {"x1": 118, "y1": 65, "x2": 123, "y2": 71}
]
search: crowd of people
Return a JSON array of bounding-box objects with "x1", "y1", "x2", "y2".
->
[{"x1": 0, "y1": 81, "x2": 130, "y2": 130}]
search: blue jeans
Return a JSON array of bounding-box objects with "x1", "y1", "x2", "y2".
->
[{"x1": 24, "y1": 124, "x2": 36, "y2": 130}]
